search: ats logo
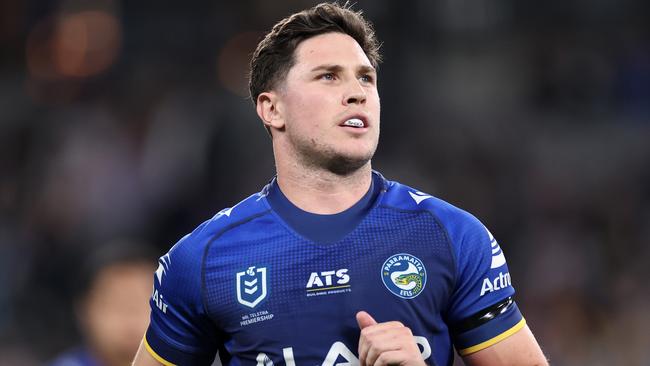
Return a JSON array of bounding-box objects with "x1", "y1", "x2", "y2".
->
[{"x1": 305, "y1": 269, "x2": 351, "y2": 297}]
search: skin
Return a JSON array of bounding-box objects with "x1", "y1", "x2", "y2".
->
[
  {"x1": 257, "y1": 32, "x2": 380, "y2": 215},
  {"x1": 80, "y1": 262, "x2": 152, "y2": 366},
  {"x1": 357, "y1": 312, "x2": 426, "y2": 366},
  {"x1": 133, "y1": 32, "x2": 548, "y2": 366}
]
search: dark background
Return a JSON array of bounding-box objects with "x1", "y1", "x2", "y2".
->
[{"x1": 1, "y1": 0, "x2": 649, "y2": 365}]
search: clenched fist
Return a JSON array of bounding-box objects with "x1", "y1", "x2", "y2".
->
[{"x1": 356, "y1": 311, "x2": 427, "y2": 366}]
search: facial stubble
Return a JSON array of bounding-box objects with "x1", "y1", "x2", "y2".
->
[{"x1": 293, "y1": 134, "x2": 378, "y2": 176}]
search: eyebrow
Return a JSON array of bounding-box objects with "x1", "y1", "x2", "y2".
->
[{"x1": 310, "y1": 64, "x2": 376, "y2": 74}]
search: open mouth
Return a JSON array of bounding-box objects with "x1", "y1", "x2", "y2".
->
[{"x1": 341, "y1": 118, "x2": 366, "y2": 128}]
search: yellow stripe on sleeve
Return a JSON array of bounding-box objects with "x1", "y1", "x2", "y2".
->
[
  {"x1": 458, "y1": 318, "x2": 527, "y2": 356},
  {"x1": 143, "y1": 336, "x2": 178, "y2": 366}
]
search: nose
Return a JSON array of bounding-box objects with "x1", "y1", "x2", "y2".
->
[{"x1": 343, "y1": 80, "x2": 366, "y2": 106}]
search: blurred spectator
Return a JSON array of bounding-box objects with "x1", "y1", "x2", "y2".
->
[{"x1": 46, "y1": 241, "x2": 155, "y2": 366}]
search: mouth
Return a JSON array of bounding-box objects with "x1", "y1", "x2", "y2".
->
[{"x1": 339, "y1": 115, "x2": 369, "y2": 130}]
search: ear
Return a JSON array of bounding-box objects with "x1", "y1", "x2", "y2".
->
[{"x1": 256, "y1": 91, "x2": 285, "y2": 131}]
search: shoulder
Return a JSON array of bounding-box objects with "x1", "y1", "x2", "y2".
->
[
  {"x1": 381, "y1": 178, "x2": 487, "y2": 240},
  {"x1": 379, "y1": 177, "x2": 495, "y2": 274},
  {"x1": 167, "y1": 189, "x2": 272, "y2": 260},
  {"x1": 156, "y1": 189, "x2": 272, "y2": 291}
]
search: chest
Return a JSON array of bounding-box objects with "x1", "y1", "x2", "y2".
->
[{"x1": 203, "y1": 212, "x2": 456, "y2": 365}]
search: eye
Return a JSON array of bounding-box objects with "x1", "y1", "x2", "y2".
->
[
  {"x1": 359, "y1": 74, "x2": 374, "y2": 84},
  {"x1": 320, "y1": 73, "x2": 336, "y2": 81}
]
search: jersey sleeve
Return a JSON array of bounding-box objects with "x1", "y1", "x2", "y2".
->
[
  {"x1": 144, "y1": 224, "x2": 220, "y2": 365},
  {"x1": 443, "y1": 211, "x2": 525, "y2": 355}
]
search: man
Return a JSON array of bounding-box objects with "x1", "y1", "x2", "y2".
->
[
  {"x1": 49, "y1": 242, "x2": 154, "y2": 366},
  {"x1": 133, "y1": 3, "x2": 548, "y2": 365}
]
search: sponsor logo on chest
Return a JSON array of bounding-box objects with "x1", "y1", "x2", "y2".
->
[
  {"x1": 255, "y1": 337, "x2": 432, "y2": 366},
  {"x1": 305, "y1": 269, "x2": 351, "y2": 297}
]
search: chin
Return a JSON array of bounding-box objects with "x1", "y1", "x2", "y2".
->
[
  {"x1": 324, "y1": 151, "x2": 374, "y2": 176},
  {"x1": 294, "y1": 137, "x2": 377, "y2": 175}
]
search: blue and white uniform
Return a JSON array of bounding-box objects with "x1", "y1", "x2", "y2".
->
[{"x1": 145, "y1": 172, "x2": 524, "y2": 366}]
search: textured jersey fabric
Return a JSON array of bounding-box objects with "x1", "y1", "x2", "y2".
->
[{"x1": 145, "y1": 171, "x2": 523, "y2": 366}]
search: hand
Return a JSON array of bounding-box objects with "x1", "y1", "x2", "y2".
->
[{"x1": 356, "y1": 311, "x2": 426, "y2": 366}]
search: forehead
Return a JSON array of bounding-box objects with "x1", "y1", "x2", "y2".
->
[{"x1": 292, "y1": 32, "x2": 373, "y2": 71}]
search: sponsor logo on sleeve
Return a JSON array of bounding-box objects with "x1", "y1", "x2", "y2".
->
[
  {"x1": 485, "y1": 227, "x2": 506, "y2": 269},
  {"x1": 480, "y1": 226, "x2": 512, "y2": 297},
  {"x1": 155, "y1": 253, "x2": 170, "y2": 285},
  {"x1": 152, "y1": 254, "x2": 171, "y2": 313},
  {"x1": 480, "y1": 271, "x2": 512, "y2": 296}
]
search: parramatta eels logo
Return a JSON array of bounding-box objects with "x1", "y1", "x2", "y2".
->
[
  {"x1": 236, "y1": 266, "x2": 267, "y2": 309},
  {"x1": 381, "y1": 253, "x2": 427, "y2": 299}
]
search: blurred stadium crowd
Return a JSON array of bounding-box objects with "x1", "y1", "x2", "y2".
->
[{"x1": 1, "y1": 0, "x2": 649, "y2": 365}]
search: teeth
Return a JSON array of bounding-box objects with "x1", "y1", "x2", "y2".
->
[{"x1": 343, "y1": 118, "x2": 364, "y2": 128}]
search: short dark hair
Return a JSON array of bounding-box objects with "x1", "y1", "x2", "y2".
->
[{"x1": 249, "y1": 2, "x2": 382, "y2": 105}]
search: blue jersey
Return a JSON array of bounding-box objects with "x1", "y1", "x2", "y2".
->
[{"x1": 144, "y1": 172, "x2": 524, "y2": 366}]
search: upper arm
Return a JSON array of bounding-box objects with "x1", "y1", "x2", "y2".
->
[
  {"x1": 434, "y1": 205, "x2": 544, "y2": 359},
  {"x1": 442, "y1": 211, "x2": 523, "y2": 354},
  {"x1": 462, "y1": 324, "x2": 548, "y2": 366},
  {"x1": 144, "y1": 229, "x2": 220, "y2": 365}
]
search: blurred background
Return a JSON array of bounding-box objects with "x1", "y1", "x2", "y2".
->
[{"x1": 1, "y1": 0, "x2": 649, "y2": 365}]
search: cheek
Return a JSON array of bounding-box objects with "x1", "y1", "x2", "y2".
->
[
  {"x1": 284, "y1": 91, "x2": 332, "y2": 128},
  {"x1": 368, "y1": 91, "x2": 381, "y2": 113},
  {"x1": 289, "y1": 89, "x2": 330, "y2": 114}
]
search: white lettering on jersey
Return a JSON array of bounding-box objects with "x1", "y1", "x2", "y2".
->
[
  {"x1": 151, "y1": 289, "x2": 168, "y2": 313},
  {"x1": 256, "y1": 337, "x2": 431, "y2": 366},
  {"x1": 152, "y1": 253, "x2": 171, "y2": 314},
  {"x1": 322, "y1": 342, "x2": 358, "y2": 366},
  {"x1": 336, "y1": 269, "x2": 350, "y2": 284},
  {"x1": 256, "y1": 353, "x2": 273, "y2": 366},
  {"x1": 307, "y1": 273, "x2": 324, "y2": 288},
  {"x1": 413, "y1": 336, "x2": 432, "y2": 360},
  {"x1": 306, "y1": 269, "x2": 350, "y2": 289},
  {"x1": 283, "y1": 348, "x2": 296, "y2": 366},
  {"x1": 480, "y1": 272, "x2": 511, "y2": 296}
]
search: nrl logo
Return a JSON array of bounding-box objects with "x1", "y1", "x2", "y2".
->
[{"x1": 236, "y1": 266, "x2": 268, "y2": 308}]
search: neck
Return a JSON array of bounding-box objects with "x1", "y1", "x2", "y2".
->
[{"x1": 275, "y1": 158, "x2": 373, "y2": 215}]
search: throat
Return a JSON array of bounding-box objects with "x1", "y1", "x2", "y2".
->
[
  {"x1": 266, "y1": 172, "x2": 382, "y2": 243},
  {"x1": 276, "y1": 166, "x2": 372, "y2": 214}
]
